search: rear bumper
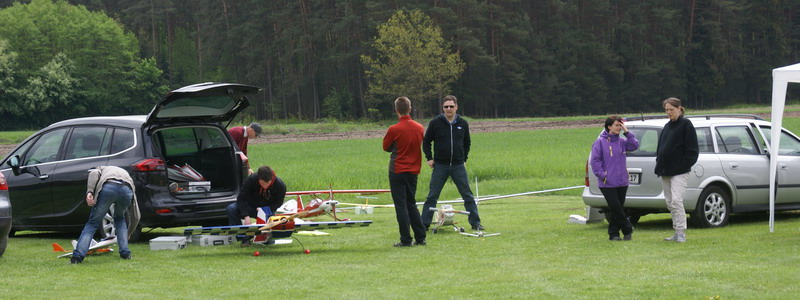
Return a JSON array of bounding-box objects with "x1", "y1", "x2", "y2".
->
[{"x1": 139, "y1": 196, "x2": 236, "y2": 228}]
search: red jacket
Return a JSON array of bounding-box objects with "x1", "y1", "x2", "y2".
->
[
  {"x1": 228, "y1": 126, "x2": 248, "y2": 155},
  {"x1": 383, "y1": 115, "x2": 424, "y2": 174}
]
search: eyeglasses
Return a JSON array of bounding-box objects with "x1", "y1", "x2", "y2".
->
[{"x1": 443, "y1": 105, "x2": 455, "y2": 109}]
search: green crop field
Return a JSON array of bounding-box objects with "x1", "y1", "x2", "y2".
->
[{"x1": 3, "y1": 118, "x2": 800, "y2": 299}]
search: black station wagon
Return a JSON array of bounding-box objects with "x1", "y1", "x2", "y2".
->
[{"x1": 1, "y1": 82, "x2": 259, "y2": 241}]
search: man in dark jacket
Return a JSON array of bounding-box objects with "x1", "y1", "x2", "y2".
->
[
  {"x1": 226, "y1": 165, "x2": 286, "y2": 246},
  {"x1": 421, "y1": 95, "x2": 483, "y2": 231}
]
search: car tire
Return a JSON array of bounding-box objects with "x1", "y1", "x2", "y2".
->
[
  {"x1": 690, "y1": 185, "x2": 730, "y2": 228},
  {"x1": 99, "y1": 204, "x2": 141, "y2": 242}
]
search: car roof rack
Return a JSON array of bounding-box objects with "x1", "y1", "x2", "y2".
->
[
  {"x1": 622, "y1": 114, "x2": 764, "y2": 122},
  {"x1": 686, "y1": 114, "x2": 765, "y2": 120}
]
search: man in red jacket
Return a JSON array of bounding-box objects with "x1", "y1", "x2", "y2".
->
[
  {"x1": 229, "y1": 122, "x2": 262, "y2": 173},
  {"x1": 382, "y1": 96, "x2": 426, "y2": 247},
  {"x1": 228, "y1": 122, "x2": 262, "y2": 157}
]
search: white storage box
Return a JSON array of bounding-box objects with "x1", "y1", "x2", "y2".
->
[
  {"x1": 149, "y1": 236, "x2": 188, "y2": 251},
  {"x1": 176, "y1": 181, "x2": 211, "y2": 193},
  {"x1": 191, "y1": 235, "x2": 234, "y2": 247}
]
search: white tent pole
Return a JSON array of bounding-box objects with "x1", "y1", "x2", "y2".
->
[{"x1": 769, "y1": 78, "x2": 788, "y2": 233}]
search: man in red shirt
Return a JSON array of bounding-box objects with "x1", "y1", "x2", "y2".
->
[
  {"x1": 228, "y1": 122, "x2": 262, "y2": 157},
  {"x1": 382, "y1": 96, "x2": 426, "y2": 247},
  {"x1": 229, "y1": 122, "x2": 262, "y2": 172}
]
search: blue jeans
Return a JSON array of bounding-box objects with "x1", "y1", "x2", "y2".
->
[
  {"x1": 421, "y1": 162, "x2": 481, "y2": 228},
  {"x1": 73, "y1": 182, "x2": 132, "y2": 259}
]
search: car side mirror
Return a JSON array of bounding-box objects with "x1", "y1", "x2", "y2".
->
[{"x1": 7, "y1": 155, "x2": 20, "y2": 176}]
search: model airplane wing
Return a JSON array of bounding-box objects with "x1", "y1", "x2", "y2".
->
[
  {"x1": 286, "y1": 189, "x2": 390, "y2": 196},
  {"x1": 53, "y1": 236, "x2": 117, "y2": 258},
  {"x1": 183, "y1": 224, "x2": 264, "y2": 236},
  {"x1": 294, "y1": 220, "x2": 372, "y2": 229},
  {"x1": 184, "y1": 220, "x2": 372, "y2": 236}
]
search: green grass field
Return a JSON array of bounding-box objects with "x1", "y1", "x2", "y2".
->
[{"x1": 2, "y1": 107, "x2": 800, "y2": 298}]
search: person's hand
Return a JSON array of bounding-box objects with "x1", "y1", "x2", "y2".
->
[
  {"x1": 243, "y1": 216, "x2": 252, "y2": 225},
  {"x1": 621, "y1": 123, "x2": 629, "y2": 134},
  {"x1": 427, "y1": 160, "x2": 434, "y2": 168},
  {"x1": 86, "y1": 193, "x2": 96, "y2": 207}
]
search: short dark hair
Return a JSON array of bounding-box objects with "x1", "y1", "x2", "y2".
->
[
  {"x1": 443, "y1": 95, "x2": 458, "y2": 105},
  {"x1": 604, "y1": 115, "x2": 623, "y2": 132},
  {"x1": 257, "y1": 166, "x2": 274, "y2": 182},
  {"x1": 394, "y1": 97, "x2": 411, "y2": 115}
]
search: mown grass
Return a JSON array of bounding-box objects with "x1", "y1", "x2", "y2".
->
[
  {"x1": 3, "y1": 119, "x2": 800, "y2": 298},
  {"x1": 4, "y1": 196, "x2": 799, "y2": 298}
]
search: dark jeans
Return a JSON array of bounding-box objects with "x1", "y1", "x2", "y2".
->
[
  {"x1": 421, "y1": 162, "x2": 480, "y2": 228},
  {"x1": 73, "y1": 182, "x2": 132, "y2": 259},
  {"x1": 600, "y1": 186, "x2": 633, "y2": 238},
  {"x1": 389, "y1": 172, "x2": 426, "y2": 244}
]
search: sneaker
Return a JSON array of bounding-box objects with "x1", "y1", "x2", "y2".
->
[
  {"x1": 120, "y1": 253, "x2": 131, "y2": 260},
  {"x1": 414, "y1": 240, "x2": 426, "y2": 246},
  {"x1": 623, "y1": 234, "x2": 632, "y2": 241},
  {"x1": 393, "y1": 242, "x2": 412, "y2": 247},
  {"x1": 675, "y1": 233, "x2": 686, "y2": 243},
  {"x1": 609, "y1": 236, "x2": 622, "y2": 241},
  {"x1": 240, "y1": 239, "x2": 252, "y2": 247},
  {"x1": 471, "y1": 224, "x2": 484, "y2": 231},
  {"x1": 664, "y1": 234, "x2": 678, "y2": 241},
  {"x1": 70, "y1": 256, "x2": 83, "y2": 264}
]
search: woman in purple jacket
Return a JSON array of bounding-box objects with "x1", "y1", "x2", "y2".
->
[{"x1": 590, "y1": 116, "x2": 640, "y2": 241}]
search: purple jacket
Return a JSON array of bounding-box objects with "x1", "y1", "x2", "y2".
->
[{"x1": 590, "y1": 130, "x2": 639, "y2": 188}]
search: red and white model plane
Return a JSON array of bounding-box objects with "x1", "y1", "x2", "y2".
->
[{"x1": 183, "y1": 189, "x2": 388, "y2": 253}]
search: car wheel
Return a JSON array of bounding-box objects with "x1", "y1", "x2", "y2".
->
[
  {"x1": 690, "y1": 186, "x2": 730, "y2": 228},
  {"x1": 99, "y1": 204, "x2": 141, "y2": 242}
]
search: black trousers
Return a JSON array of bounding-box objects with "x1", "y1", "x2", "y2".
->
[
  {"x1": 600, "y1": 186, "x2": 633, "y2": 238},
  {"x1": 389, "y1": 172, "x2": 426, "y2": 244}
]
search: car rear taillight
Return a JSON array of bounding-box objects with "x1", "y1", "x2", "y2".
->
[
  {"x1": 133, "y1": 158, "x2": 166, "y2": 172},
  {"x1": 584, "y1": 160, "x2": 590, "y2": 187},
  {"x1": 155, "y1": 208, "x2": 173, "y2": 214},
  {"x1": 0, "y1": 172, "x2": 7, "y2": 190}
]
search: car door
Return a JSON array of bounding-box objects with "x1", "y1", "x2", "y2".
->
[
  {"x1": 756, "y1": 125, "x2": 800, "y2": 204},
  {"x1": 715, "y1": 125, "x2": 769, "y2": 206},
  {"x1": 5, "y1": 128, "x2": 68, "y2": 225},
  {"x1": 48, "y1": 126, "x2": 112, "y2": 226}
]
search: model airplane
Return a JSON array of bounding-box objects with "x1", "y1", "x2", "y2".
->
[
  {"x1": 52, "y1": 236, "x2": 117, "y2": 258},
  {"x1": 183, "y1": 188, "x2": 386, "y2": 253},
  {"x1": 428, "y1": 205, "x2": 470, "y2": 234}
]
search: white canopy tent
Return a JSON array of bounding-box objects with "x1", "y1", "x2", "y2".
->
[{"x1": 768, "y1": 62, "x2": 800, "y2": 232}]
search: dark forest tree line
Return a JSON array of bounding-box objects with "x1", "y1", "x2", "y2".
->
[{"x1": 1, "y1": 0, "x2": 799, "y2": 129}]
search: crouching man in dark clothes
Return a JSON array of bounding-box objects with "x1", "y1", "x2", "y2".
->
[{"x1": 226, "y1": 166, "x2": 286, "y2": 246}]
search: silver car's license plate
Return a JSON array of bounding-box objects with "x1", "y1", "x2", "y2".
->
[{"x1": 629, "y1": 173, "x2": 641, "y2": 185}]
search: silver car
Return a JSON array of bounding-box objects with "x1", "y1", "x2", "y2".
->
[{"x1": 583, "y1": 114, "x2": 800, "y2": 228}]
